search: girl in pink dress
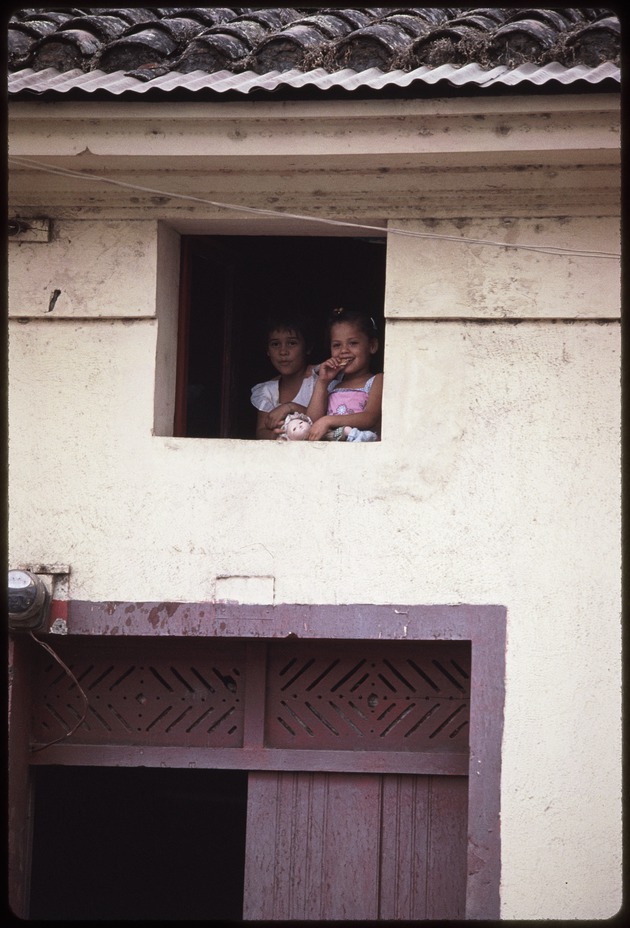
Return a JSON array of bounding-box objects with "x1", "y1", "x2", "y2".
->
[{"x1": 307, "y1": 307, "x2": 383, "y2": 442}]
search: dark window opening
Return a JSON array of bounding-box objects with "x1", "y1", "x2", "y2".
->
[
  {"x1": 176, "y1": 235, "x2": 386, "y2": 438},
  {"x1": 29, "y1": 766, "x2": 248, "y2": 921}
]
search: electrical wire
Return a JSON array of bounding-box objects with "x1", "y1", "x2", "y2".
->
[
  {"x1": 29, "y1": 631, "x2": 89, "y2": 753},
  {"x1": 8, "y1": 156, "x2": 620, "y2": 260}
]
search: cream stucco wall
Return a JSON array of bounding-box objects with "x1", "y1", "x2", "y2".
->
[{"x1": 8, "y1": 212, "x2": 621, "y2": 919}]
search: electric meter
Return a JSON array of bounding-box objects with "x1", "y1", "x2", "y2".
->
[{"x1": 8, "y1": 569, "x2": 50, "y2": 632}]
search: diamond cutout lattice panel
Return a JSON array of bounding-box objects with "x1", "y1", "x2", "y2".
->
[
  {"x1": 31, "y1": 638, "x2": 245, "y2": 748},
  {"x1": 265, "y1": 640, "x2": 471, "y2": 752}
]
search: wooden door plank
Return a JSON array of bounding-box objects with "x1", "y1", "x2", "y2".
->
[
  {"x1": 319, "y1": 773, "x2": 380, "y2": 920},
  {"x1": 426, "y1": 775, "x2": 468, "y2": 919},
  {"x1": 379, "y1": 774, "x2": 430, "y2": 919},
  {"x1": 244, "y1": 771, "x2": 382, "y2": 920},
  {"x1": 243, "y1": 772, "x2": 277, "y2": 920}
]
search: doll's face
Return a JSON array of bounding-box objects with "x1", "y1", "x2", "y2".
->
[{"x1": 286, "y1": 418, "x2": 311, "y2": 440}]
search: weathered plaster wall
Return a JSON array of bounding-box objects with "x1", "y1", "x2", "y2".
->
[
  {"x1": 8, "y1": 219, "x2": 159, "y2": 317},
  {"x1": 8, "y1": 216, "x2": 621, "y2": 919},
  {"x1": 386, "y1": 217, "x2": 620, "y2": 318}
]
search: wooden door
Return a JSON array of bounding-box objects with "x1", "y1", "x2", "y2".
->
[
  {"x1": 244, "y1": 770, "x2": 468, "y2": 920},
  {"x1": 26, "y1": 633, "x2": 475, "y2": 920},
  {"x1": 244, "y1": 637, "x2": 470, "y2": 921}
]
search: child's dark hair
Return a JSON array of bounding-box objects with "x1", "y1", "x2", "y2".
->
[
  {"x1": 326, "y1": 306, "x2": 379, "y2": 340},
  {"x1": 262, "y1": 310, "x2": 313, "y2": 350}
]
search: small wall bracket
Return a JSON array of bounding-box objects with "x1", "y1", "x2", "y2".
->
[{"x1": 8, "y1": 218, "x2": 51, "y2": 243}]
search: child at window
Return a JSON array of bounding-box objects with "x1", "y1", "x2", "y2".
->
[
  {"x1": 251, "y1": 312, "x2": 318, "y2": 439},
  {"x1": 306, "y1": 307, "x2": 383, "y2": 442}
]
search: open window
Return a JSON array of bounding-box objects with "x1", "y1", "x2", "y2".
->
[{"x1": 174, "y1": 235, "x2": 386, "y2": 439}]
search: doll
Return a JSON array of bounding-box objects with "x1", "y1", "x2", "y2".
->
[
  {"x1": 276, "y1": 411, "x2": 313, "y2": 441},
  {"x1": 277, "y1": 411, "x2": 361, "y2": 442}
]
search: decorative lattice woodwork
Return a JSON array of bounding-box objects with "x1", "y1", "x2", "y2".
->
[
  {"x1": 31, "y1": 638, "x2": 245, "y2": 748},
  {"x1": 30, "y1": 636, "x2": 470, "y2": 757},
  {"x1": 265, "y1": 640, "x2": 470, "y2": 752}
]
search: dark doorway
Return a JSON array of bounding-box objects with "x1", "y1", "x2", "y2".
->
[
  {"x1": 176, "y1": 234, "x2": 386, "y2": 438},
  {"x1": 29, "y1": 766, "x2": 248, "y2": 921}
]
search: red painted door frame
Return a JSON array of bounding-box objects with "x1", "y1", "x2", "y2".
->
[{"x1": 8, "y1": 602, "x2": 505, "y2": 920}]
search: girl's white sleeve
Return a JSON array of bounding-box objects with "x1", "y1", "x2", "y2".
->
[
  {"x1": 251, "y1": 379, "x2": 277, "y2": 412},
  {"x1": 293, "y1": 368, "x2": 319, "y2": 407}
]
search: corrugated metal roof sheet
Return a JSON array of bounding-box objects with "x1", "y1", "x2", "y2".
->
[
  {"x1": 8, "y1": 60, "x2": 621, "y2": 96},
  {"x1": 7, "y1": 7, "x2": 621, "y2": 98}
]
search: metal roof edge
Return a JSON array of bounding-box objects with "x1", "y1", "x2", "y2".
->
[{"x1": 8, "y1": 62, "x2": 621, "y2": 98}]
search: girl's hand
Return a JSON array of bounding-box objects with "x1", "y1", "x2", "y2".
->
[
  {"x1": 265, "y1": 403, "x2": 292, "y2": 431},
  {"x1": 307, "y1": 416, "x2": 334, "y2": 441},
  {"x1": 318, "y1": 357, "x2": 346, "y2": 383}
]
